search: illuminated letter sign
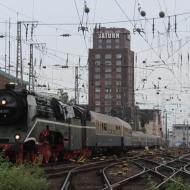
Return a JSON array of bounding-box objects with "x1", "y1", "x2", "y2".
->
[{"x1": 98, "y1": 32, "x2": 120, "y2": 39}]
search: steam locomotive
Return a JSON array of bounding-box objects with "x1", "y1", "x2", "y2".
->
[{"x1": 0, "y1": 83, "x2": 162, "y2": 163}]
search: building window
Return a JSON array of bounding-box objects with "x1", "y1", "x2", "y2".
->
[
  {"x1": 116, "y1": 88, "x2": 121, "y2": 93},
  {"x1": 105, "y1": 54, "x2": 112, "y2": 59},
  {"x1": 106, "y1": 39, "x2": 112, "y2": 48},
  {"x1": 106, "y1": 44, "x2": 112, "y2": 48},
  {"x1": 116, "y1": 73, "x2": 122, "y2": 79},
  {"x1": 95, "y1": 67, "x2": 100, "y2": 72},
  {"x1": 115, "y1": 39, "x2": 119, "y2": 44},
  {"x1": 115, "y1": 44, "x2": 120, "y2": 48},
  {"x1": 116, "y1": 60, "x2": 122, "y2": 66},
  {"x1": 105, "y1": 94, "x2": 111, "y2": 99},
  {"x1": 95, "y1": 74, "x2": 100, "y2": 80},
  {"x1": 98, "y1": 44, "x2": 102, "y2": 49},
  {"x1": 105, "y1": 73, "x2": 112, "y2": 79},
  {"x1": 105, "y1": 80, "x2": 112, "y2": 86},
  {"x1": 116, "y1": 67, "x2": 122, "y2": 72},
  {"x1": 105, "y1": 88, "x2": 111, "y2": 93},
  {"x1": 98, "y1": 39, "x2": 103, "y2": 48},
  {"x1": 116, "y1": 94, "x2": 121, "y2": 99},
  {"x1": 116, "y1": 81, "x2": 122, "y2": 86},
  {"x1": 95, "y1": 106, "x2": 100, "y2": 112},
  {"x1": 95, "y1": 60, "x2": 101, "y2": 66},
  {"x1": 105, "y1": 60, "x2": 112, "y2": 65},
  {"x1": 105, "y1": 67, "x2": 112, "y2": 73},
  {"x1": 95, "y1": 54, "x2": 101, "y2": 59},
  {"x1": 95, "y1": 93, "x2": 100, "y2": 99},
  {"x1": 95, "y1": 81, "x2": 100, "y2": 86},
  {"x1": 116, "y1": 53, "x2": 122, "y2": 59},
  {"x1": 105, "y1": 106, "x2": 111, "y2": 113},
  {"x1": 116, "y1": 100, "x2": 121, "y2": 105},
  {"x1": 106, "y1": 39, "x2": 111, "y2": 43},
  {"x1": 95, "y1": 100, "x2": 100, "y2": 106},
  {"x1": 98, "y1": 39, "x2": 102, "y2": 44},
  {"x1": 105, "y1": 100, "x2": 111, "y2": 105},
  {"x1": 95, "y1": 87, "x2": 100, "y2": 92}
]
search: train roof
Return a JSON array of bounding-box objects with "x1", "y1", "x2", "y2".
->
[{"x1": 90, "y1": 111, "x2": 132, "y2": 130}]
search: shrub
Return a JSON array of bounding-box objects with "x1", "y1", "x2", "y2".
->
[
  {"x1": 0, "y1": 154, "x2": 49, "y2": 190},
  {"x1": 164, "y1": 177, "x2": 190, "y2": 190}
]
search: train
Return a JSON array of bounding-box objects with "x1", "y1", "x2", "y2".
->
[{"x1": 0, "y1": 83, "x2": 163, "y2": 163}]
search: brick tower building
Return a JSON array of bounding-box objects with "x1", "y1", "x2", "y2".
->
[{"x1": 88, "y1": 27, "x2": 135, "y2": 123}]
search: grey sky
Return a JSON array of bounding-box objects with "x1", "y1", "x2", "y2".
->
[{"x1": 0, "y1": 0, "x2": 190, "y2": 127}]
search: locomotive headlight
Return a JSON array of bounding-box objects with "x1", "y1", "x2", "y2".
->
[
  {"x1": 1, "y1": 99, "x2": 6, "y2": 105},
  {"x1": 15, "y1": 134, "x2": 21, "y2": 141}
]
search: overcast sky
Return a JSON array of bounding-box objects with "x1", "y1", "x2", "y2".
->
[{"x1": 0, "y1": 0, "x2": 190, "y2": 127}]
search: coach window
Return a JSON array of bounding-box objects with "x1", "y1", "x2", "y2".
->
[
  {"x1": 111, "y1": 125, "x2": 114, "y2": 134},
  {"x1": 97, "y1": 122, "x2": 100, "y2": 133},
  {"x1": 102, "y1": 123, "x2": 107, "y2": 131}
]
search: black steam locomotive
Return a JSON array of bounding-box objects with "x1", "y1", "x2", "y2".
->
[{"x1": 0, "y1": 83, "x2": 162, "y2": 163}]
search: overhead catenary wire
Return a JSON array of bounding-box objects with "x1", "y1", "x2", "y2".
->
[
  {"x1": 114, "y1": 0, "x2": 187, "y2": 91},
  {"x1": 73, "y1": 0, "x2": 88, "y2": 49},
  {"x1": 0, "y1": 10, "x2": 189, "y2": 26}
]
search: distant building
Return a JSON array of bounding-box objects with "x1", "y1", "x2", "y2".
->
[
  {"x1": 88, "y1": 27, "x2": 135, "y2": 124},
  {"x1": 173, "y1": 124, "x2": 190, "y2": 147},
  {"x1": 138, "y1": 109, "x2": 162, "y2": 137},
  {"x1": 168, "y1": 130, "x2": 174, "y2": 147}
]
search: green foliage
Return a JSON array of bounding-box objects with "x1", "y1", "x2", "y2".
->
[
  {"x1": 0, "y1": 155, "x2": 49, "y2": 190},
  {"x1": 147, "y1": 175, "x2": 157, "y2": 189},
  {"x1": 164, "y1": 177, "x2": 190, "y2": 190}
]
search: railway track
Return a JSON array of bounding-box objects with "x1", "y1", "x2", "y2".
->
[{"x1": 45, "y1": 149, "x2": 190, "y2": 190}]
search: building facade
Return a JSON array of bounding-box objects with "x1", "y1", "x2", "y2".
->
[
  {"x1": 172, "y1": 124, "x2": 190, "y2": 147},
  {"x1": 88, "y1": 27, "x2": 134, "y2": 123}
]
